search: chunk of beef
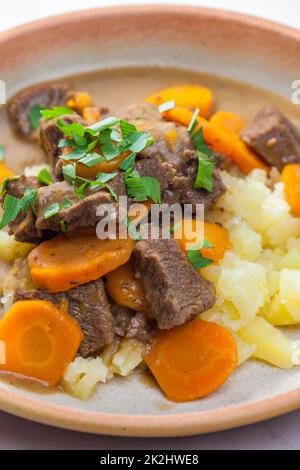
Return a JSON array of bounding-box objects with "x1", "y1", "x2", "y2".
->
[
  {"x1": 35, "y1": 158, "x2": 176, "y2": 234},
  {"x1": 8, "y1": 83, "x2": 72, "y2": 141},
  {"x1": 35, "y1": 180, "x2": 114, "y2": 232},
  {"x1": 117, "y1": 103, "x2": 194, "y2": 168},
  {"x1": 110, "y1": 301, "x2": 155, "y2": 346},
  {"x1": 14, "y1": 278, "x2": 114, "y2": 358},
  {"x1": 135, "y1": 159, "x2": 176, "y2": 192},
  {"x1": 40, "y1": 113, "x2": 84, "y2": 166},
  {"x1": 118, "y1": 103, "x2": 225, "y2": 209},
  {"x1": 133, "y1": 238, "x2": 215, "y2": 329},
  {"x1": 169, "y1": 150, "x2": 226, "y2": 211},
  {"x1": 241, "y1": 106, "x2": 300, "y2": 169},
  {"x1": 5, "y1": 176, "x2": 43, "y2": 243}
]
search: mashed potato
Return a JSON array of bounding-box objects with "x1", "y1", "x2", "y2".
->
[{"x1": 202, "y1": 169, "x2": 300, "y2": 368}]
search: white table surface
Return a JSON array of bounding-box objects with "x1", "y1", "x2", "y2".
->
[{"x1": 1, "y1": 0, "x2": 300, "y2": 450}]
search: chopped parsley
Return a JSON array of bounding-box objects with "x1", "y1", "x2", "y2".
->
[
  {"x1": 187, "y1": 248, "x2": 214, "y2": 269},
  {"x1": 120, "y1": 152, "x2": 136, "y2": 171},
  {"x1": 40, "y1": 106, "x2": 75, "y2": 121},
  {"x1": 44, "y1": 198, "x2": 73, "y2": 219},
  {"x1": 194, "y1": 151, "x2": 214, "y2": 191},
  {"x1": 124, "y1": 170, "x2": 161, "y2": 203},
  {"x1": 188, "y1": 109, "x2": 214, "y2": 192},
  {"x1": 37, "y1": 167, "x2": 52, "y2": 185},
  {"x1": 0, "y1": 188, "x2": 38, "y2": 229},
  {"x1": 187, "y1": 238, "x2": 215, "y2": 269},
  {"x1": 29, "y1": 104, "x2": 45, "y2": 129}
]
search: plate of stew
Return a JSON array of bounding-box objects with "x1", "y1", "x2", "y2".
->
[{"x1": 1, "y1": 6, "x2": 300, "y2": 436}]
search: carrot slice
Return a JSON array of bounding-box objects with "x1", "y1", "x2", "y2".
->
[
  {"x1": 159, "y1": 106, "x2": 267, "y2": 174},
  {"x1": 174, "y1": 219, "x2": 231, "y2": 264},
  {"x1": 209, "y1": 111, "x2": 245, "y2": 135},
  {"x1": 0, "y1": 300, "x2": 83, "y2": 386},
  {"x1": 105, "y1": 261, "x2": 148, "y2": 311},
  {"x1": 28, "y1": 234, "x2": 135, "y2": 293},
  {"x1": 0, "y1": 163, "x2": 13, "y2": 184},
  {"x1": 144, "y1": 319, "x2": 237, "y2": 402},
  {"x1": 281, "y1": 164, "x2": 300, "y2": 216},
  {"x1": 146, "y1": 85, "x2": 214, "y2": 118}
]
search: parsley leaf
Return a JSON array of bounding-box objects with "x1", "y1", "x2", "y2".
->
[
  {"x1": 0, "y1": 195, "x2": 22, "y2": 229},
  {"x1": 78, "y1": 153, "x2": 105, "y2": 167},
  {"x1": 125, "y1": 171, "x2": 161, "y2": 203},
  {"x1": 194, "y1": 151, "x2": 214, "y2": 192},
  {"x1": 41, "y1": 106, "x2": 75, "y2": 121},
  {"x1": 29, "y1": 104, "x2": 45, "y2": 129},
  {"x1": 44, "y1": 203, "x2": 60, "y2": 219},
  {"x1": 119, "y1": 152, "x2": 136, "y2": 171},
  {"x1": 119, "y1": 120, "x2": 137, "y2": 138},
  {"x1": 37, "y1": 167, "x2": 52, "y2": 185},
  {"x1": 188, "y1": 110, "x2": 214, "y2": 192},
  {"x1": 0, "y1": 187, "x2": 38, "y2": 229},
  {"x1": 187, "y1": 247, "x2": 213, "y2": 269},
  {"x1": 62, "y1": 164, "x2": 76, "y2": 184}
]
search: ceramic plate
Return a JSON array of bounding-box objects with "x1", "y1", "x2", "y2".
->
[{"x1": 1, "y1": 6, "x2": 300, "y2": 436}]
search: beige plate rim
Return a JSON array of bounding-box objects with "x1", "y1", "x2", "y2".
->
[{"x1": 1, "y1": 5, "x2": 300, "y2": 437}]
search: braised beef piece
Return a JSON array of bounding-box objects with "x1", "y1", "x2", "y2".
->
[
  {"x1": 8, "y1": 83, "x2": 72, "y2": 141},
  {"x1": 241, "y1": 106, "x2": 300, "y2": 170},
  {"x1": 117, "y1": 103, "x2": 194, "y2": 168},
  {"x1": 35, "y1": 180, "x2": 114, "y2": 232},
  {"x1": 117, "y1": 103, "x2": 226, "y2": 209},
  {"x1": 5, "y1": 176, "x2": 44, "y2": 243},
  {"x1": 14, "y1": 279, "x2": 114, "y2": 358},
  {"x1": 135, "y1": 159, "x2": 176, "y2": 192},
  {"x1": 168, "y1": 149, "x2": 226, "y2": 211},
  {"x1": 35, "y1": 158, "x2": 176, "y2": 234},
  {"x1": 40, "y1": 113, "x2": 84, "y2": 166},
  {"x1": 110, "y1": 301, "x2": 155, "y2": 346},
  {"x1": 133, "y1": 238, "x2": 215, "y2": 329}
]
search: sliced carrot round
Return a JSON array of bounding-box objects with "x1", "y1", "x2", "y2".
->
[
  {"x1": 209, "y1": 111, "x2": 245, "y2": 136},
  {"x1": 144, "y1": 319, "x2": 237, "y2": 402},
  {"x1": 0, "y1": 300, "x2": 83, "y2": 386},
  {"x1": 281, "y1": 164, "x2": 300, "y2": 216},
  {"x1": 146, "y1": 85, "x2": 214, "y2": 118},
  {"x1": 28, "y1": 234, "x2": 135, "y2": 293},
  {"x1": 174, "y1": 219, "x2": 231, "y2": 264},
  {"x1": 105, "y1": 261, "x2": 148, "y2": 311}
]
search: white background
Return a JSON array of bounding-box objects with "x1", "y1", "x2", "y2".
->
[{"x1": 1, "y1": 0, "x2": 300, "y2": 450}]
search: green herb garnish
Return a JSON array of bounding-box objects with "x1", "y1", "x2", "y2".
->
[
  {"x1": 188, "y1": 109, "x2": 214, "y2": 192},
  {"x1": 119, "y1": 152, "x2": 136, "y2": 171},
  {"x1": 37, "y1": 167, "x2": 52, "y2": 186},
  {"x1": 0, "y1": 187, "x2": 38, "y2": 229},
  {"x1": 41, "y1": 106, "x2": 76, "y2": 121},
  {"x1": 29, "y1": 104, "x2": 45, "y2": 129},
  {"x1": 194, "y1": 151, "x2": 214, "y2": 191},
  {"x1": 125, "y1": 170, "x2": 161, "y2": 203},
  {"x1": 44, "y1": 198, "x2": 72, "y2": 219},
  {"x1": 44, "y1": 203, "x2": 60, "y2": 219}
]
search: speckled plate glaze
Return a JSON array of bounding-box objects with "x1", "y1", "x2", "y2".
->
[{"x1": 1, "y1": 5, "x2": 300, "y2": 437}]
